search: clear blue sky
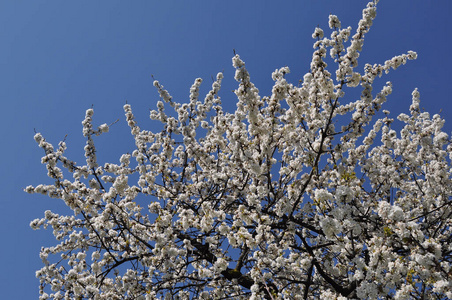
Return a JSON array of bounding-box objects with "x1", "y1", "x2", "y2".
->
[{"x1": 1, "y1": 1, "x2": 451, "y2": 298}]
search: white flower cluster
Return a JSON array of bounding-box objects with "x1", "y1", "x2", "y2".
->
[{"x1": 27, "y1": 1, "x2": 451, "y2": 299}]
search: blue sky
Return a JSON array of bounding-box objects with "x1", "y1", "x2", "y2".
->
[{"x1": 1, "y1": 1, "x2": 451, "y2": 298}]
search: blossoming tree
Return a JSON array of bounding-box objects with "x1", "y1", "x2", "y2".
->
[{"x1": 27, "y1": 1, "x2": 452, "y2": 299}]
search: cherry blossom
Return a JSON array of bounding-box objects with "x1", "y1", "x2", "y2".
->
[{"x1": 27, "y1": 1, "x2": 451, "y2": 299}]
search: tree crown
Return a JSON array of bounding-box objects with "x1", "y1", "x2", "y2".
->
[{"x1": 27, "y1": 1, "x2": 452, "y2": 299}]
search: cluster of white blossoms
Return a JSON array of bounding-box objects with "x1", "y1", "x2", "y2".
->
[{"x1": 27, "y1": 1, "x2": 452, "y2": 299}]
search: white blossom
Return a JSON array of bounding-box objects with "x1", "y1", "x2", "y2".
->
[
  {"x1": 329, "y1": 14, "x2": 341, "y2": 29},
  {"x1": 27, "y1": 2, "x2": 452, "y2": 299}
]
